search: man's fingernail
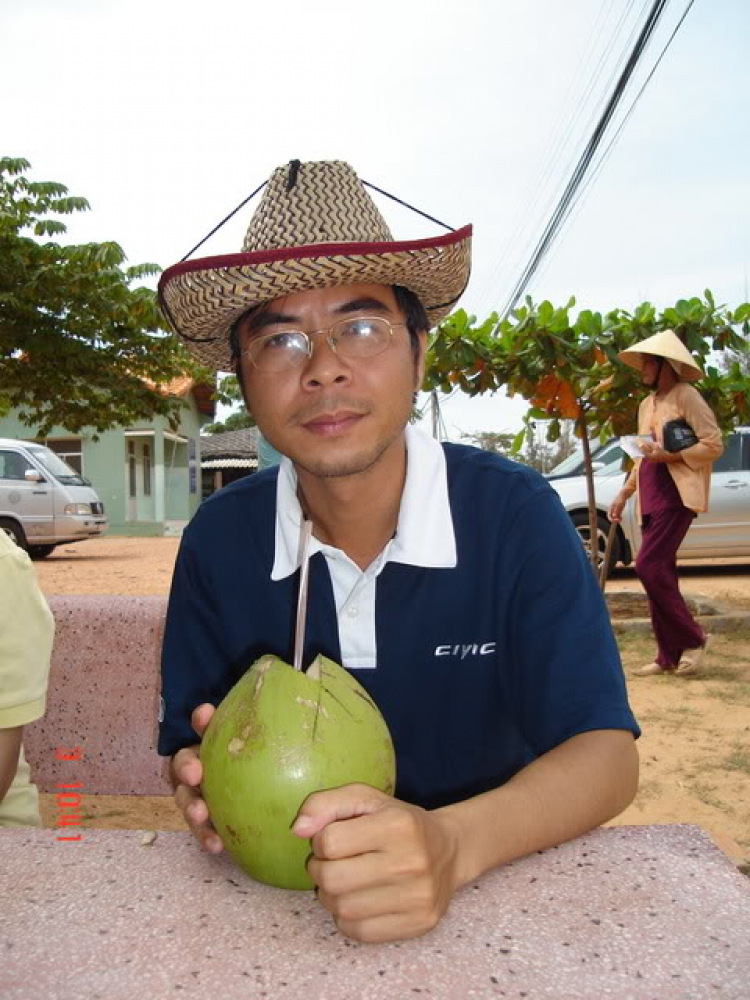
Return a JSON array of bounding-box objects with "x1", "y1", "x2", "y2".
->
[{"x1": 292, "y1": 816, "x2": 312, "y2": 836}]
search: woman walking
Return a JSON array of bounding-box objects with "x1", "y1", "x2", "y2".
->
[{"x1": 608, "y1": 330, "x2": 723, "y2": 677}]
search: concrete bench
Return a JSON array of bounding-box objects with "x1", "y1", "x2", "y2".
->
[
  {"x1": 24, "y1": 595, "x2": 172, "y2": 795},
  {"x1": 4, "y1": 824, "x2": 750, "y2": 998}
]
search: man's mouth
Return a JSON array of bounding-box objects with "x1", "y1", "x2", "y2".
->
[{"x1": 301, "y1": 411, "x2": 365, "y2": 437}]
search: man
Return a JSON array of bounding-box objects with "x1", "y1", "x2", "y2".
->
[
  {"x1": 0, "y1": 529, "x2": 55, "y2": 827},
  {"x1": 608, "y1": 330, "x2": 723, "y2": 678},
  {"x1": 158, "y1": 160, "x2": 639, "y2": 943}
]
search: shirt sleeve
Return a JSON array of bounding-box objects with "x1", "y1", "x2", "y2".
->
[
  {"x1": 620, "y1": 398, "x2": 649, "y2": 497},
  {"x1": 0, "y1": 542, "x2": 54, "y2": 730},
  {"x1": 505, "y1": 487, "x2": 640, "y2": 755},
  {"x1": 675, "y1": 385, "x2": 724, "y2": 470},
  {"x1": 157, "y1": 529, "x2": 233, "y2": 757}
]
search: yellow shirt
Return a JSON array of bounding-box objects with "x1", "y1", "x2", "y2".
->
[
  {"x1": 622, "y1": 382, "x2": 724, "y2": 520},
  {"x1": 0, "y1": 531, "x2": 55, "y2": 826}
]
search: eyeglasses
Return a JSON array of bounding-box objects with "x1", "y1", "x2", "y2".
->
[{"x1": 241, "y1": 316, "x2": 404, "y2": 373}]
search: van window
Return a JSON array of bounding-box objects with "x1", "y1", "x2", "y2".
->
[
  {"x1": 0, "y1": 450, "x2": 34, "y2": 481},
  {"x1": 25, "y1": 444, "x2": 86, "y2": 485}
]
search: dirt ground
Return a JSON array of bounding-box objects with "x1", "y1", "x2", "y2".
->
[{"x1": 34, "y1": 536, "x2": 750, "y2": 865}]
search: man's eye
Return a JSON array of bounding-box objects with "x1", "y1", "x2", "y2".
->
[
  {"x1": 341, "y1": 321, "x2": 375, "y2": 339},
  {"x1": 262, "y1": 332, "x2": 301, "y2": 352}
]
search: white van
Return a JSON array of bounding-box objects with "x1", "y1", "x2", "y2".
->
[{"x1": 0, "y1": 438, "x2": 108, "y2": 559}]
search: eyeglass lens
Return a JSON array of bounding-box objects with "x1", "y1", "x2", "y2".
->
[{"x1": 246, "y1": 317, "x2": 392, "y2": 371}]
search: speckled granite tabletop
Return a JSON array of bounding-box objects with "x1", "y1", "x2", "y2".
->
[{"x1": 2, "y1": 824, "x2": 748, "y2": 999}]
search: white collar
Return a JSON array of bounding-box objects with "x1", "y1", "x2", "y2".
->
[{"x1": 271, "y1": 423, "x2": 457, "y2": 580}]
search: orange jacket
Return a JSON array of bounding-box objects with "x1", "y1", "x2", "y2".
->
[{"x1": 621, "y1": 382, "x2": 723, "y2": 520}]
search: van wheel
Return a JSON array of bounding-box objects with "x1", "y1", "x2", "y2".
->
[
  {"x1": 570, "y1": 512, "x2": 620, "y2": 576},
  {"x1": 0, "y1": 518, "x2": 28, "y2": 551},
  {"x1": 29, "y1": 544, "x2": 56, "y2": 559}
]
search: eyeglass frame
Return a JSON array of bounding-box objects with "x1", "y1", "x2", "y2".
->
[{"x1": 239, "y1": 315, "x2": 407, "y2": 371}]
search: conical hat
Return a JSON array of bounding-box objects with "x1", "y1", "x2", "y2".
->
[
  {"x1": 158, "y1": 160, "x2": 472, "y2": 372},
  {"x1": 617, "y1": 329, "x2": 703, "y2": 382}
]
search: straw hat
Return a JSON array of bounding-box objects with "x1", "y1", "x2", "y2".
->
[
  {"x1": 617, "y1": 329, "x2": 703, "y2": 382},
  {"x1": 158, "y1": 160, "x2": 472, "y2": 371}
]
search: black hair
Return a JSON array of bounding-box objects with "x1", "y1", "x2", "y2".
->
[{"x1": 229, "y1": 285, "x2": 427, "y2": 372}]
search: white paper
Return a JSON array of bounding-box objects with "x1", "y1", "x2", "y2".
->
[{"x1": 620, "y1": 435, "x2": 652, "y2": 459}]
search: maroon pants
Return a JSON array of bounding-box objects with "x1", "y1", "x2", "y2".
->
[{"x1": 635, "y1": 506, "x2": 704, "y2": 668}]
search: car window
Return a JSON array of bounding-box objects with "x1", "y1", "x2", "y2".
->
[
  {"x1": 0, "y1": 450, "x2": 34, "y2": 481},
  {"x1": 594, "y1": 446, "x2": 625, "y2": 475},
  {"x1": 713, "y1": 434, "x2": 743, "y2": 473}
]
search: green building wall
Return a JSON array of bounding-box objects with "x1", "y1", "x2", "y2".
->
[{"x1": 0, "y1": 394, "x2": 205, "y2": 536}]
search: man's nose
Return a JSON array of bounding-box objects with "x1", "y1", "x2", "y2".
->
[{"x1": 301, "y1": 333, "x2": 351, "y2": 388}]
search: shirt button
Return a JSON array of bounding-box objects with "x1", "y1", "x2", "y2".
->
[{"x1": 347, "y1": 606, "x2": 359, "y2": 618}]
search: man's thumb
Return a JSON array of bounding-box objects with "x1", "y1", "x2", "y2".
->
[{"x1": 291, "y1": 783, "x2": 388, "y2": 839}]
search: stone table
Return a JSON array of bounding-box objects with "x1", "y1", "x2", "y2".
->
[{"x1": 2, "y1": 824, "x2": 748, "y2": 999}]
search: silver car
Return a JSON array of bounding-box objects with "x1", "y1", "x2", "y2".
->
[{"x1": 547, "y1": 427, "x2": 750, "y2": 567}]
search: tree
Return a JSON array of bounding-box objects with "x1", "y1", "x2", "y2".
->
[
  {"x1": 425, "y1": 293, "x2": 750, "y2": 584},
  {"x1": 203, "y1": 410, "x2": 255, "y2": 435},
  {"x1": 461, "y1": 431, "x2": 518, "y2": 458},
  {"x1": 203, "y1": 373, "x2": 256, "y2": 434},
  {"x1": 466, "y1": 423, "x2": 578, "y2": 471},
  {"x1": 0, "y1": 157, "x2": 211, "y2": 435}
]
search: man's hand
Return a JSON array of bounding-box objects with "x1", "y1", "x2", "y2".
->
[
  {"x1": 608, "y1": 492, "x2": 628, "y2": 523},
  {"x1": 171, "y1": 703, "x2": 223, "y2": 853},
  {"x1": 292, "y1": 784, "x2": 460, "y2": 943}
]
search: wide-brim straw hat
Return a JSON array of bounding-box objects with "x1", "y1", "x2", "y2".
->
[
  {"x1": 158, "y1": 160, "x2": 472, "y2": 371},
  {"x1": 617, "y1": 329, "x2": 703, "y2": 382}
]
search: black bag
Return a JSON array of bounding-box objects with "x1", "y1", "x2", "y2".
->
[{"x1": 663, "y1": 418, "x2": 699, "y2": 452}]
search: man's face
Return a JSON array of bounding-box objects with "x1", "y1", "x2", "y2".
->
[{"x1": 236, "y1": 283, "x2": 426, "y2": 479}]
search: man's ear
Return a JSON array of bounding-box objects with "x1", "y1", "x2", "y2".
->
[{"x1": 414, "y1": 330, "x2": 429, "y2": 391}]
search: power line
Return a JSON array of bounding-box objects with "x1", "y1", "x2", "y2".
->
[
  {"x1": 475, "y1": 0, "x2": 643, "y2": 312},
  {"x1": 539, "y1": 0, "x2": 698, "y2": 271},
  {"x1": 498, "y1": 0, "x2": 685, "y2": 319}
]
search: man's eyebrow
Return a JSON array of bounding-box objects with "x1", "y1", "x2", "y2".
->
[
  {"x1": 333, "y1": 296, "x2": 392, "y2": 316},
  {"x1": 242, "y1": 296, "x2": 393, "y2": 335},
  {"x1": 243, "y1": 309, "x2": 299, "y2": 334}
]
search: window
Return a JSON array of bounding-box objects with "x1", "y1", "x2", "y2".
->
[
  {"x1": 143, "y1": 443, "x2": 152, "y2": 497},
  {"x1": 0, "y1": 450, "x2": 33, "y2": 481},
  {"x1": 713, "y1": 434, "x2": 743, "y2": 473},
  {"x1": 43, "y1": 438, "x2": 83, "y2": 476},
  {"x1": 128, "y1": 441, "x2": 137, "y2": 498}
]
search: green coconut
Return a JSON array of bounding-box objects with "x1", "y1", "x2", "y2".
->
[{"x1": 199, "y1": 653, "x2": 396, "y2": 890}]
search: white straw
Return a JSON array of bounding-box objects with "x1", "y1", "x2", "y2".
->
[{"x1": 293, "y1": 519, "x2": 313, "y2": 672}]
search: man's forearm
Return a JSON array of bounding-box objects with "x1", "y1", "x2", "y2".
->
[{"x1": 436, "y1": 729, "x2": 639, "y2": 889}]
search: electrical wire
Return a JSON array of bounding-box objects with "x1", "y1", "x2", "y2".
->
[
  {"x1": 475, "y1": 0, "x2": 642, "y2": 312},
  {"x1": 497, "y1": 0, "x2": 683, "y2": 319},
  {"x1": 526, "y1": 0, "x2": 698, "y2": 291}
]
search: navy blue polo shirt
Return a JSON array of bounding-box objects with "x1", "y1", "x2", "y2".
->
[{"x1": 158, "y1": 443, "x2": 639, "y2": 810}]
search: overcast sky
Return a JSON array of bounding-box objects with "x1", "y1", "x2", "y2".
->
[{"x1": 2, "y1": 0, "x2": 748, "y2": 438}]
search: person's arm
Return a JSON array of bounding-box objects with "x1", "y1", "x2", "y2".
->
[
  {"x1": 159, "y1": 523, "x2": 238, "y2": 852},
  {"x1": 293, "y1": 729, "x2": 637, "y2": 943},
  {"x1": 609, "y1": 466, "x2": 637, "y2": 521},
  {"x1": 608, "y1": 399, "x2": 646, "y2": 521},
  {"x1": 674, "y1": 386, "x2": 724, "y2": 469},
  {"x1": 169, "y1": 704, "x2": 224, "y2": 854},
  {"x1": 295, "y1": 485, "x2": 638, "y2": 943},
  {"x1": 0, "y1": 726, "x2": 24, "y2": 804},
  {"x1": 0, "y1": 541, "x2": 54, "y2": 815},
  {"x1": 638, "y1": 386, "x2": 723, "y2": 467}
]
